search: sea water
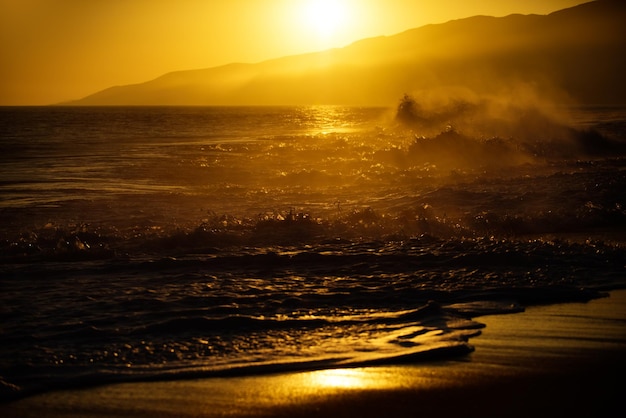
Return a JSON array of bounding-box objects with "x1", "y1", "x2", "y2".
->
[{"x1": 1, "y1": 104, "x2": 625, "y2": 400}]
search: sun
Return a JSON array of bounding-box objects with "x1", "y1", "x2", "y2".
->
[
  {"x1": 283, "y1": 0, "x2": 362, "y2": 51},
  {"x1": 299, "y1": 0, "x2": 350, "y2": 39}
]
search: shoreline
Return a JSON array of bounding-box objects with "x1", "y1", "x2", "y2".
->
[{"x1": 2, "y1": 289, "x2": 626, "y2": 417}]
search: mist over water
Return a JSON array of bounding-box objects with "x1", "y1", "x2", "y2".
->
[{"x1": 1, "y1": 103, "x2": 625, "y2": 401}]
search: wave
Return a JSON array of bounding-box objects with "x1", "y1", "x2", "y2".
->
[
  {"x1": 3, "y1": 231, "x2": 621, "y2": 402},
  {"x1": 1, "y1": 105, "x2": 625, "y2": 403},
  {"x1": 0, "y1": 299, "x2": 486, "y2": 402},
  {"x1": 3, "y1": 169, "x2": 626, "y2": 264},
  {"x1": 396, "y1": 94, "x2": 626, "y2": 165}
]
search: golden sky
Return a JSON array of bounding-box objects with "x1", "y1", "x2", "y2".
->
[{"x1": 0, "y1": 0, "x2": 588, "y2": 105}]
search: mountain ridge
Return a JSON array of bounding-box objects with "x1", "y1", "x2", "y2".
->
[{"x1": 65, "y1": 0, "x2": 626, "y2": 106}]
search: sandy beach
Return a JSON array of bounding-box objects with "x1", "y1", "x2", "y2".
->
[{"x1": 2, "y1": 289, "x2": 625, "y2": 418}]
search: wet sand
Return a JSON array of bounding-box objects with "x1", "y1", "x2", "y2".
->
[{"x1": 2, "y1": 290, "x2": 626, "y2": 418}]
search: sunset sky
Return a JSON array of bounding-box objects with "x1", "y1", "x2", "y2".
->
[{"x1": 1, "y1": 0, "x2": 588, "y2": 105}]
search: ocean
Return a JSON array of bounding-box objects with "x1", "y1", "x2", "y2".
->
[{"x1": 1, "y1": 104, "x2": 625, "y2": 401}]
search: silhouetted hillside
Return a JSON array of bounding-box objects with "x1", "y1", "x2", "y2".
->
[{"x1": 66, "y1": 0, "x2": 625, "y2": 106}]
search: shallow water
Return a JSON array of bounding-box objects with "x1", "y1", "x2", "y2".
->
[{"x1": 1, "y1": 105, "x2": 625, "y2": 400}]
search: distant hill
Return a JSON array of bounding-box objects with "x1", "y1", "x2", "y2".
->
[{"x1": 66, "y1": 0, "x2": 626, "y2": 106}]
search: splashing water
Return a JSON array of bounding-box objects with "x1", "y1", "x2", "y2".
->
[{"x1": 1, "y1": 104, "x2": 625, "y2": 401}]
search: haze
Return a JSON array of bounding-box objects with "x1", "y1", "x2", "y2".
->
[{"x1": 1, "y1": 0, "x2": 587, "y2": 106}]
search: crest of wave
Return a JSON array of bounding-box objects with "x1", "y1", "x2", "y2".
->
[{"x1": 394, "y1": 86, "x2": 622, "y2": 169}]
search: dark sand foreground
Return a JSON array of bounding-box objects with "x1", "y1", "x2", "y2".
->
[{"x1": 3, "y1": 290, "x2": 626, "y2": 418}]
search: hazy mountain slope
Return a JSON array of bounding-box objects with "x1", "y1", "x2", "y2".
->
[{"x1": 67, "y1": 0, "x2": 626, "y2": 106}]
